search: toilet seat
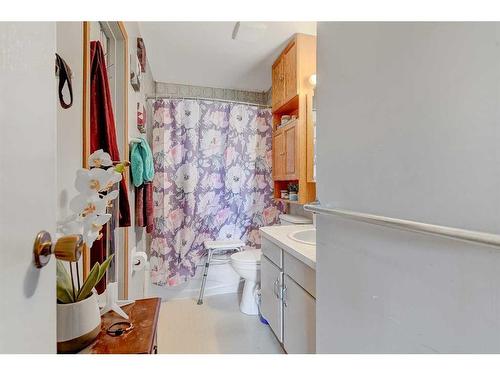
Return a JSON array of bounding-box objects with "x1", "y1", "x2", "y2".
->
[{"x1": 231, "y1": 248, "x2": 262, "y2": 265}]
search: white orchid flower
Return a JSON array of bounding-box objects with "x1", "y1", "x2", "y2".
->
[
  {"x1": 102, "y1": 189, "x2": 119, "y2": 209},
  {"x1": 70, "y1": 193, "x2": 107, "y2": 218},
  {"x1": 57, "y1": 214, "x2": 83, "y2": 236},
  {"x1": 75, "y1": 168, "x2": 111, "y2": 196},
  {"x1": 82, "y1": 213, "x2": 111, "y2": 247},
  {"x1": 104, "y1": 189, "x2": 119, "y2": 202},
  {"x1": 105, "y1": 168, "x2": 122, "y2": 190},
  {"x1": 61, "y1": 148, "x2": 122, "y2": 248},
  {"x1": 88, "y1": 149, "x2": 113, "y2": 168}
]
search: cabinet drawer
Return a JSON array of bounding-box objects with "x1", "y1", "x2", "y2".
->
[
  {"x1": 261, "y1": 236, "x2": 283, "y2": 269},
  {"x1": 283, "y1": 252, "x2": 316, "y2": 298}
]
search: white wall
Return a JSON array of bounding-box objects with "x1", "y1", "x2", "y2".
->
[
  {"x1": 316, "y1": 22, "x2": 500, "y2": 353},
  {"x1": 56, "y1": 22, "x2": 83, "y2": 228}
]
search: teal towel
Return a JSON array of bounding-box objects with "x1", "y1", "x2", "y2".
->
[{"x1": 130, "y1": 138, "x2": 154, "y2": 187}]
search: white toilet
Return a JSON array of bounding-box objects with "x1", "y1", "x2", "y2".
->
[
  {"x1": 230, "y1": 214, "x2": 313, "y2": 315},
  {"x1": 230, "y1": 248, "x2": 262, "y2": 315}
]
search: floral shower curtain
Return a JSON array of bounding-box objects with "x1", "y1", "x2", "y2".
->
[{"x1": 151, "y1": 99, "x2": 284, "y2": 286}]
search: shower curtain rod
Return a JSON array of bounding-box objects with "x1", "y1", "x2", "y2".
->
[{"x1": 145, "y1": 95, "x2": 270, "y2": 108}]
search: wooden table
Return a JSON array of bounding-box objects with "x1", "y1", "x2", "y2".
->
[{"x1": 81, "y1": 297, "x2": 161, "y2": 354}]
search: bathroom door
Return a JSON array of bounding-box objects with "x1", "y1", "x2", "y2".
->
[{"x1": 0, "y1": 22, "x2": 57, "y2": 353}]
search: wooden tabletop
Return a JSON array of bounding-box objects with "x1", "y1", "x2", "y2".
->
[{"x1": 82, "y1": 297, "x2": 161, "y2": 354}]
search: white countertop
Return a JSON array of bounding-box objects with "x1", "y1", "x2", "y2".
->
[{"x1": 260, "y1": 225, "x2": 316, "y2": 269}]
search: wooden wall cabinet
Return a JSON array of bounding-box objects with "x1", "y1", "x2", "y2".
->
[
  {"x1": 283, "y1": 121, "x2": 297, "y2": 179},
  {"x1": 272, "y1": 41, "x2": 298, "y2": 110},
  {"x1": 273, "y1": 120, "x2": 298, "y2": 181},
  {"x1": 273, "y1": 129, "x2": 284, "y2": 180},
  {"x1": 271, "y1": 34, "x2": 316, "y2": 204},
  {"x1": 283, "y1": 42, "x2": 298, "y2": 104},
  {"x1": 272, "y1": 58, "x2": 284, "y2": 110}
]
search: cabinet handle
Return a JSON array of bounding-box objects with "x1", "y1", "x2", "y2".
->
[
  {"x1": 273, "y1": 279, "x2": 279, "y2": 299},
  {"x1": 282, "y1": 284, "x2": 288, "y2": 307}
]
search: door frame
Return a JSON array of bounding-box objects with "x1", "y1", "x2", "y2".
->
[{"x1": 82, "y1": 21, "x2": 129, "y2": 298}]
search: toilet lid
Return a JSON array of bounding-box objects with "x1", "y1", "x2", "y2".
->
[{"x1": 231, "y1": 249, "x2": 262, "y2": 264}]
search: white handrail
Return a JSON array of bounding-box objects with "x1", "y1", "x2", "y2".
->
[{"x1": 304, "y1": 204, "x2": 500, "y2": 248}]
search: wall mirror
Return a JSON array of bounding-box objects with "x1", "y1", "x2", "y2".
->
[{"x1": 83, "y1": 21, "x2": 130, "y2": 299}]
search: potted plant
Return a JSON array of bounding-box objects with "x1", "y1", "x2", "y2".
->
[
  {"x1": 56, "y1": 256, "x2": 113, "y2": 353},
  {"x1": 288, "y1": 183, "x2": 299, "y2": 201},
  {"x1": 56, "y1": 149, "x2": 127, "y2": 353}
]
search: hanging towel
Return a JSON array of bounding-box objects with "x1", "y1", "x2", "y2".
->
[
  {"x1": 89, "y1": 41, "x2": 131, "y2": 292},
  {"x1": 135, "y1": 182, "x2": 154, "y2": 234},
  {"x1": 135, "y1": 184, "x2": 144, "y2": 227},
  {"x1": 131, "y1": 138, "x2": 154, "y2": 187},
  {"x1": 144, "y1": 182, "x2": 154, "y2": 234},
  {"x1": 89, "y1": 41, "x2": 131, "y2": 227}
]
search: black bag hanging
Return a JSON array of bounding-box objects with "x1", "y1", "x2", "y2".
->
[{"x1": 55, "y1": 53, "x2": 73, "y2": 109}]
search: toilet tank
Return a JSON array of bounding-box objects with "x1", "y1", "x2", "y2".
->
[{"x1": 279, "y1": 214, "x2": 312, "y2": 225}]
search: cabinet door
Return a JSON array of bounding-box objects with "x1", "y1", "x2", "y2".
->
[
  {"x1": 284, "y1": 42, "x2": 298, "y2": 103},
  {"x1": 261, "y1": 255, "x2": 283, "y2": 343},
  {"x1": 284, "y1": 124, "x2": 297, "y2": 179},
  {"x1": 272, "y1": 58, "x2": 284, "y2": 110},
  {"x1": 273, "y1": 130, "x2": 284, "y2": 180},
  {"x1": 283, "y1": 275, "x2": 316, "y2": 354}
]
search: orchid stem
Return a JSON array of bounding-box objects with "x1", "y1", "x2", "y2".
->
[
  {"x1": 69, "y1": 262, "x2": 76, "y2": 302},
  {"x1": 76, "y1": 261, "x2": 81, "y2": 292}
]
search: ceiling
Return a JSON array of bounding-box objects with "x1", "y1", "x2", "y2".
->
[{"x1": 138, "y1": 22, "x2": 316, "y2": 92}]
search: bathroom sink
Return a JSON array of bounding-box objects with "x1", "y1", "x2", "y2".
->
[{"x1": 288, "y1": 228, "x2": 316, "y2": 245}]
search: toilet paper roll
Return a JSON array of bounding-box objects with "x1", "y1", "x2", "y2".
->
[{"x1": 132, "y1": 251, "x2": 148, "y2": 271}]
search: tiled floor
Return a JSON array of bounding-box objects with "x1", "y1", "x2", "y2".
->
[{"x1": 157, "y1": 293, "x2": 284, "y2": 354}]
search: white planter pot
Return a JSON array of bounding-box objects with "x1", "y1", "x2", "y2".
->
[{"x1": 57, "y1": 292, "x2": 101, "y2": 353}]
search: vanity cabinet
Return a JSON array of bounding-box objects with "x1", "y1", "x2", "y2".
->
[
  {"x1": 261, "y1": 255, "x2": 283, "y2": 343},
  {"x1": 261, "y1": 237, "x2": 316, "y2": 354},
  {"x1": 283, "y1": 275, "x2": 316, "y2": 354}
]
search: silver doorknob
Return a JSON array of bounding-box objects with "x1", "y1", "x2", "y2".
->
[{"x1": 33, "y1": 231, "x2": 83, "y2": 268}]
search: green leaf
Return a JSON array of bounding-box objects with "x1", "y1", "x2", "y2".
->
[
  {"x1": 76, "y1": 262, "x2": 99, "y2": 302},
  {"x1": 56, "y1": 260, "x2": 74, "y2": 303},
  {"x1": 96, "y1": 254, "x2": 114, "y2": 286},
  {"x1": 57, "y1": 283, "x2": 74, "y2": 304},
  {"x1": 114, "y1": 163, "x2": 125, "y2": 174}
]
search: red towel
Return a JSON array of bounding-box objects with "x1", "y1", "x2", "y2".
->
[
  {"x1": 89, "y1": 41, "x2": 131, "y2": 227},
  {"x1": 89, "y1": 41, "x2": 131, "y2": 292},
  {"x1": 135, "y1": 185, "x2": 144, "y2": 227},
  {"x1": 135, "y1": 182, "x2": 154, "y2": 234},
  {"x1": 144, "y1": 182, "x2": 154, "y2": 234}
]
